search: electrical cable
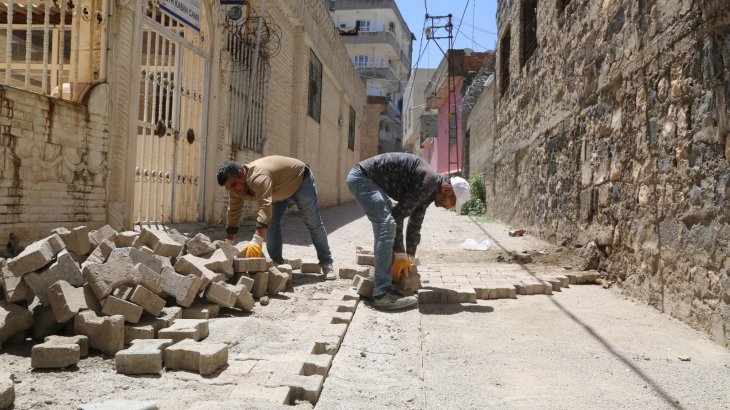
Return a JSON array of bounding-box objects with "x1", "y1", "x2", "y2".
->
[{"x1": 453, "y1": 0, "x2": 470, "y2": 44}]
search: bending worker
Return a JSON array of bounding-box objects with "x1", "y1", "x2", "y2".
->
[
  {"x1": 346, "y1": 153, "x2": 471, "y2": 310},
  {"x1": 217, "y1": 156, "x2": 335, "y2": 279}
]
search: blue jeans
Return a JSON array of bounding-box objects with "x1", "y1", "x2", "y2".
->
[
  {"x1": 346, "y1": 165, "x2": 395, "y2": 297},
  {"x1": 266, "y1": 168, "x2": 333, "y2": 265}
]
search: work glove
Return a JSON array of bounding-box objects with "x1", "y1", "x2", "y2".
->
[
  {"x1": 390, "y1": 252, "x2": 413, "y2": 281},
  {"x1": 239, "y1": 234, "x2": 263, "y2": 258}
]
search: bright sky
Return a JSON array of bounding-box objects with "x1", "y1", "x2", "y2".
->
[{"x1": 396, "y1": 0, "x2": 498, "y2": 69}]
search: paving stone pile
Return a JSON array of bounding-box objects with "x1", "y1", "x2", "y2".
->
[{"x1": 0, "y1": 225, "x2": 310, "y2": 380}]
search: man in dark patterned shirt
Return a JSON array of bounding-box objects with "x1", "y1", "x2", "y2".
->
[{"x1": 346, "y1": 153, "x2": 471, "y2": 310}]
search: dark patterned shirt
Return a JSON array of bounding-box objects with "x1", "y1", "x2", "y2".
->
[{"x1": 357, "y1": 152, "x2": 445, "y2": 256}]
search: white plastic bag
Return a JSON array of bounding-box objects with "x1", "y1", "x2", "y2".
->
[{"x1": 461, "y1": 238, "x2": 491, "y2": 251}]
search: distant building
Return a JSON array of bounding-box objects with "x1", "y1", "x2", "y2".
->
[
  {"x1": 402, "y1": 68, "x2": 436, "y2": 156},
  {"x1": 424, "y1": 49, "x2": 491, "y2": 176},
  {"x1": 331, "y1": 0, "x2": 415, "y2": 153}
]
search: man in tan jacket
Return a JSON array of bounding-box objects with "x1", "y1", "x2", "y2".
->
[{"x1": 217, "y1": 156, "x2": 335, "y2": 279}]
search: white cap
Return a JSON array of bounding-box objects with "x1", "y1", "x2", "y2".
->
[{"x1": 450, "y1": 176, "x2": 471, "y2": 213}]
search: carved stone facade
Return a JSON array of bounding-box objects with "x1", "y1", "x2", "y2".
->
[
  {"x1": 468, "y1": 0, "x2": 730, "y2": 346},
  {"x1": 0, "y1": 85, "x2": 109, "y2": 241}
]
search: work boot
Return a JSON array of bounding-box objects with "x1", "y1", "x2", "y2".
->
[
  {"x1": 372, "y1": 291, "x2": 418, "y2": 310},
  {"x1": 320, "y1": 262, "x2": 336, "y2": 280}
]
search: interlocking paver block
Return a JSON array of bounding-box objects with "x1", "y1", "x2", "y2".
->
[
  {"x1": 89, "y1": 225, "x2": 118, "y2": 248},
  {"x1": 6, "y1": 233, "x2": 65, "y2": 277},
  {"x1": 266, "y1": 373, "x2": 324, "y2": 404},
  {"x1": 115, "y1": 338, "x2": 173, "y2": 374},
  {"x1": 205, "y1": 282, "x2": 238, "y2": 308},
  {"x1": 251, "y1": 271, "x2": 269, "y2": 299},
  {"x1": 286, "y1": 258, "x2": 302, "y2": 270},
  {"x1": 301, "y1": 354, "x2": 333, "y2": 377},
  {"x1": 103, "y1": 296, "x2": 143, "y2": 323},
  {"x1": 74, "y1": 310, "x2": 125, "y2": 355},
  {"x1": 0, "y1": 372, "x2": 15, "y2": 409},
  {"x1": 215, "y1": 241, "x2": 239, "y2": 261},
  {"x1": 134, "y1": 263, "x2": 163, "y2": 294},
  {"x1": 233, "y1": 258, "x2": 267, "y2": 273},
  {"x1": 236, "y1": 290, "x2": 255, "y2": 312},
  {"x1": 31, "y1": 335, "x2": 89, "y2": 368},
  {"x1": 203, "y1": 249, "x2": 233, "y2": 276},
  {"x1": 130, "y1": 285, "x2": 166, "y2": 316},
  {"x1": 276, "y1": 263, "x2": 293, "y2": 286},
  {"x1": 395, "y1": 271, "x2": 422, "y2": 297},
  {"x1": 24, "y1": 250, "x2": 84, "y2": 305},
  {"x1": 124, "y1": 307, "x2": 181, "y2": 344},
  {"x1": 164, "y1": 339, "x2": 228, "y2": 376},
  {"x1": 356, "y1": 254, "x2": 375, "y2": 266},
  {"x1": 109, "y1": 247, "x2": 165, "y2": 273},
  {"x1": 230, "y1": 381, "x2": 291, "y2": 405},
  {"x1": 124, "y1": 322, "x2": 157, "y2": 344},
  {"x1": 82, "y1": 254, "x2": 141, "y2": 300},
  {"x1": 300, "y1": 260, "x2": 321, "y2": 274},
  {"x1": 160, "y1": 268, "x2": 203, "y2": 308},
  {"x1": 182, "y1": 302, "x2": 220, "y2": 319},
  {"x1": 235, "y1": 273, "x2": 255, "y2": 291},
  {"x1": 85, "y1": 239, "x2": 116, "y2": 266},
  {"x1": 353, "y1": 275, "x2": 374, "y2": 297},
  {"x1": 0, "y1": 301, "x2": 34, "y2": 344},
  {"x1": 338, "y1": 265, "x2": 371, "y2": 279},
  {"x1": 1, "y1": 263, "x2": 32, "y2": 302},
  {"x1": 310, "y1": 335, "x2": 342, "y2": 355},
  {"x1": 139, "y1": 228, "x2": 183, "y2": 258},
  {"x1": 457, "y1": 288, "x2": 477, "y2": 303},
  {"x1": 186, "y1": 234, "x2": 215, "y2": 257},
  {"x1": 52, "y1": 226, "x2": 91, "y2": 256},
  {"x1": 47, "y1": 280, "x2": 90, "y2": 323},
  {"x1": 488, "y1": 284, "x2": 518, "y2": 299},
  {"x1": 158, "y1": 319, "x2": 209, "y2": 343},
  {"x1": 321, "y1": 323, "x2": 348, "y2": 338},
  {"x1": 114, "y1": 231, "x2": 139, "y2": 248},
  {"x1": 267, "y1": 266, "x2": 288, "y2": 295},
  {"x1": 174, "y1": 255, "x2": 225, "y2": 289}
]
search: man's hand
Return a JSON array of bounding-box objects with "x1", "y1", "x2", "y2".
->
[
  {"x1": 390, "y1": 253, "x2": 413, "y2": 281},
  {"x1": 239, "y1": 234, "x2": 263, "y2": 258}
]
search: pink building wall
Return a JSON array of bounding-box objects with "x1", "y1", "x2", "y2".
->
[{"x1": 422, "y1": 77, "x2": 465, "y2": 176}]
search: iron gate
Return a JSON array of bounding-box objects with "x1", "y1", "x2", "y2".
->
[{"x1": 133, "y1": 2, "x2": 209, "y2": 224}]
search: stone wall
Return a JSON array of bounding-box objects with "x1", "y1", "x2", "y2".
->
[
  {"x1": 0, "y1": 85, "x2": 109, "y2": 242},
  {"x1": 482, "y1": 0, "x2": 730, "y2": 346}
]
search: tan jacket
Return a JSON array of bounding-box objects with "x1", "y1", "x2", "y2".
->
[{"x1": 227, "y1": 156, "x2": 307, "y2": 231}]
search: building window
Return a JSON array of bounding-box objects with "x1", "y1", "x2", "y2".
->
[
  {"x1": 521, "y1": 0, "x2": 538, "y2": 67},
  {"x1": 348, "y1": 106, "x2": 356, "y2": 151},
  {"x1": 339, "y1": 22, "x2": 347, "y2": 29},
  {"x1": 308, "y1": 49, "x2": 322, "y2": 123},
  {"x1": 499, "y1": 27, "x2": 511, "y2": 95},
  {"x1": 357, "y1": 20, "x2": 371, "y2": 32},
  {"x1": 354, "y1": 55, "x2": 368, "y2": 67},
  {"x1": 557, "y1": 0, "x2": 572, "y2": 13},
  {"x1": 388, "y1": 21, "x2": 396, "y2": 33}
]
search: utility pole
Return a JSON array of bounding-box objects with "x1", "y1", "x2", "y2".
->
[{"x1": 425, "y1": 13, "x2": 459, "y2": 177}]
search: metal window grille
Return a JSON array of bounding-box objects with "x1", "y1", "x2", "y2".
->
[
  {"x1": 228, "y1": 31, "x2": 270, "y2": 153},
  {"x1": 307, "y1": 49, "x2": 322, "y2": 123},
  {"x1": 499, "y1": 29, "x2": 510, "y2": 95},
  {"x1": 0, "y1": 0, "x2": 107, "y2": 100},
  {"x1": 348, "y1": 105, "x2": 355, "y2": 151},
  {"x1": 521, "y1": 0, "x2": 538, "y2": 66}
]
